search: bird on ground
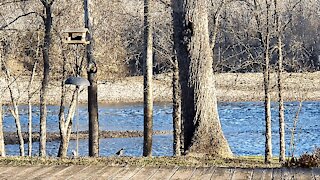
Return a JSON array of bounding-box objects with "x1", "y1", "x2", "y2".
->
[
  {"x1": 72, "y1": 150, "x2": 78, "y2": 158},
  {"x1": 116, "y1": 148, "x2": 124, "y2": 156}
]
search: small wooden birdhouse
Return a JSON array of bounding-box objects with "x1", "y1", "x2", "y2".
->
[{"x1": 63, "y1": 28, "x2": 90, "y2": 45}]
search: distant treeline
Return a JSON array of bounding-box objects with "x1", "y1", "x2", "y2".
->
[{"x1": 0, "y1": 0, "x2": 319, "y2": 78}]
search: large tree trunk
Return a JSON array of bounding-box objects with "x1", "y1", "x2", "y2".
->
[
  {"x1": 143, "y1": 0, "x2": 153, "y2": 157},
  {"x1": 275, "y1": 0, "x2": 285, "y2": 163},
  {"x1": 172, "y1": 0, "x2": 232, "y2": 157},
  {"x1": 39, "y1": 4, "x2": 53, "y2": 157},
  {"x1": 84, "y1": 0, "x2": 99, "y2": 157}
]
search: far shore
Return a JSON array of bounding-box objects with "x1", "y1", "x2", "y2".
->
[
  {"x1": 1, "y1": 72, "x2": 320, "y2": 105},
  {"x1": 4, "y1": 130, "x2": 172, "y2": 145}
]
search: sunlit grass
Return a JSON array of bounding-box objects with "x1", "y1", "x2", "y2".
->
[{"x1": 0, "y1": 155, "x2": 282, "y2": 168}]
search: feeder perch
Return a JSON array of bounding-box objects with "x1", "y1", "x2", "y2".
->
[{"x1": 63, "y1": 28, "x2": 90, "y2": 45}]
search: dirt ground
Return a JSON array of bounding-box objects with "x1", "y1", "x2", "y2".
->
[{"x1": 1, "y1": 72, "x2": 320, "y2": 105}]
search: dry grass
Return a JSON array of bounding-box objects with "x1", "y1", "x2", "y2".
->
[
  {"x1": 0, "y1": 156, "x2": 281, "y2": 168},
  {"x1": 1, "y1": 72, "x2": 320, "y2": 105},
  {"x1": 216, "y1": 72, "x2": 320, "y2": 102}
]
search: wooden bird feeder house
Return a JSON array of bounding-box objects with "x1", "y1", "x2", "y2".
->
[{"x1": 63, "y1": 28, "x2": 90, "y2": 45}]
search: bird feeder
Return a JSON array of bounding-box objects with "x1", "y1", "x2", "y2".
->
[
  {"x1": 65, "y1": 76, "x2": 90, "y2": 86},
  {"x1": 63, "y1": 28, "x2": 90, "y2": 45}
]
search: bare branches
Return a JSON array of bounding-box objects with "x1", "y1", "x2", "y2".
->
[
  {"x1": 39, "y1": 0, "x2": 47, "y2": 6},
  {"x1": 40, "y1": 0, "x2": 55, "y2": 6},
  {"x1": 0, "y1": 12, "x2": 38, "y2": 30},
  {"x1": 0, "y1": 0, "x2": 31, "y2": 6}
]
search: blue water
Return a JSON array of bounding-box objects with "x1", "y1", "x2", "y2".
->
[{"x1": 3, "y1": 102, "x2": 320, "y2": 157}]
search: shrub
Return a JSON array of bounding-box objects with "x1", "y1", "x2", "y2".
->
[{"x1": 285, "y1": 148, "x2": 320, "y2": 168}]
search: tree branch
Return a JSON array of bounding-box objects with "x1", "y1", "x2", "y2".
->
[
  {"x1": 0, "y1": 12, "x2": 38, "y2": 30},
  {"x1": 49, "y1": 0, "x2": 55, "y2": 6},
  {"x1": 0, "y1": 0, "x2": 31, "y2": 6},
  {"x1": 40, "y1": 0, "x2": 47, "y2": 6}
]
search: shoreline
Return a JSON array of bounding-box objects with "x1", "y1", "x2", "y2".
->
[
  {"x1": 4, "y1": 130, "x2": 172, "y2": 145},
  {"x1": 1, "y1": 72, "x2": 320, "y2": 105}
]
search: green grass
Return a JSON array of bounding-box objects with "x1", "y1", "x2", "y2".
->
[{"x1": 0, "y1": 156, "x2": 282, "y2": 168}]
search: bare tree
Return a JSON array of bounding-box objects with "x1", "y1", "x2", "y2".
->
[
  {"x1": 27, "y1": 29, "x2": 40, "y2": 156},
  {"x1": 209, "y1": 0, "x2": 226, "y2": 51},
  {"x1": 143, "y1": 0, "x2": 154, "y2": 157},
  {"x1": 57, "y1": 44, "x2": 72, "y2": 158},
  {"x1": 289, "y1": 101, "x2": 302, "y2": 158},
  {"x1": 2, "y1": 60, "x2": 25, "y2": 156},
  {"x1": 57, "y1": 42, "x2": 83, "y2": 158},
  {"x1": 274, "y1": 0, "x2": 285, "y2": 163},
  {"x1": 27, "y1": 60, "x2": 38, "y2": 156},
  {"x1": 0, "y1": 44, "x2": 5, "y2": 157},
  {"x1": 262, "y1": 0, "x2": 272, "y2": 164},
  {"x1": 172, "y1": 0, "x2": 232, "y2": 157},
  {"x1": 39, "y1": 0, "x2": 56, "y2": 157},
  {"x1": 58, "y1": 88, "x2": 78, "y2": 157}
]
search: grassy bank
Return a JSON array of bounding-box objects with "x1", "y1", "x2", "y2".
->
[{"x1": 0, "y1": 156, "x2": 281, "y2": 168}]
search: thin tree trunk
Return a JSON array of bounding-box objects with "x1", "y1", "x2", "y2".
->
[
  {"x1": 84, "y1": 0, "x2": 99, "y2": 157},
  {"x1": 143, "y1": 0, "x2": 153, "y2": 157},
  {"x1": 75, "y1": 88, "x2": 80, "y2": 157},
  {"x1": 4, "y1": 81, "x2": 24, "y2": 156},
  {"x1": 40, "y1": 4, "x2": 53, "y2": 157},
  {"x1": 275, "y1": 0, "x2": 285, "y2": 163},
  {"x1": 58, "y1": 89, "x2": 77, "y2": 158},
  {"x1": 172, "y1": 54, "x2": 181, "y2": 156},
  {"x1": 0, "y1": 48, "x2": 5, "y2": 157},
  {"x1": 209, "y1": 0, "x2": 225, "y2": 50},
  {"x1": 172, "y1": 0, "x2": 232, "y2": 157},
  {"x1": 58, "y1": 41, "x2": 67, "y2": 158},
  {"x1": 0, "y1": 98, "x2": 5, "y2": 157},
  {"x1": 289, "y1": 101, "x2": 302, "y2": 158},
  {"x1": 58, "y1": 46, "x2": 76, "y2": 158},
  {"x1": 278, "y1": 40, "x2": 285, "y2": 163},
  {"x1": 2, "y1": 61, "x2": 24, "y2": 156},
  {"x1": 264, "y1": 44, "x2": 272, "y2": 164},
  {"x1": 264, "y1": 0, "x2": 272, "y2": 164},
  {"x1": 28, "y1": 97, "x2": 32, "y2": 156},
  {"x1": 13, "y1": 106, "x2": 24, "y2": 156},
  {"x1": 27, "y1": 61, "x2": 37, "y2": 156}
]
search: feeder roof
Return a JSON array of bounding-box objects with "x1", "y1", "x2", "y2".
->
[
  {"x1": 63, "y1": 28, "x2": 89, "y2": 33},
  {"x1": 65, "y1": 77, "x2": 90, "y2": 86}
]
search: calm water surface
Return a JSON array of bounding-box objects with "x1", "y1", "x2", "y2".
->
[{"x1": 3, "y1": 101, "x2": 320, "y2": 157}]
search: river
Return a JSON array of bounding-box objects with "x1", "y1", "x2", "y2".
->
[{"x1": 3, "y1": 101, "x2": 320, "y2": 157}]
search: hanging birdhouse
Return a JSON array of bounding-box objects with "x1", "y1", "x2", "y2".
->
[{"x1": 63, "y1": 28, "x2": 90, "y2": 45}]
